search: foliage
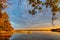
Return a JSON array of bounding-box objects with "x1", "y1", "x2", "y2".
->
[
  {"x1": 27, "y1": 0, "x2": 60, "y2": 26},
  {"x1": 0, "y1": 0, "x2": 7, "y2": 9},
  {"x1": 0, "y1": 0, "x2": 13, "y2": 31}
]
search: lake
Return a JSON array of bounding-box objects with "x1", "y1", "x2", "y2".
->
[{"x1": 0, "y1": 31, "x2": 60, "y2": 40}]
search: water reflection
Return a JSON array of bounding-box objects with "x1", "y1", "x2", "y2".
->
[
  {"x1": 10, "y1": 31, "x2": 60, "y2": 40},
  {"x1": 0, "y1": 31, "x2": 60, "y2": 40},
  {"x1": 0, "y1": 33, "x2": 13, "y2": 40}
]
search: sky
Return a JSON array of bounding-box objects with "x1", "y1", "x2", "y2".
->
[{"x1": 5, "y1": 0, "x2": 60, "y2": 29}]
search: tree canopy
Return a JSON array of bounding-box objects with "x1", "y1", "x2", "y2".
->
[{"x1": 0, "y1": 0, "x2": 14, "y2": 31}]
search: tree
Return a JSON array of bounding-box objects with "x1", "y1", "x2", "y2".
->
[
  {"x1": 25, "y1": 0, "x2": 60, "y2": 26},
  {"x1": 0, "y1": 0, "x2": 13, "y2": 31}
]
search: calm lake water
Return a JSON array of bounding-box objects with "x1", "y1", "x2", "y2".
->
[{"x1": 1, "y1": 31, "x2": 60, "y2": 40}]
